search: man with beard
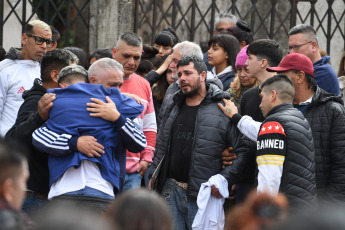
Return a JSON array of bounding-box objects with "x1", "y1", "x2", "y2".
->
[{"x1": 149, "y1": 56, "x2": 252, "y2": 230}]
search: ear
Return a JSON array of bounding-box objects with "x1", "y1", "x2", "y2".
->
[
  {"x1": 271, "y1": 90, "x2": 278, "y2": 102},
  {"x1": 21, "y1": 33, "x2": 28, "y2": 45},
  {"x1": 297, "y1": 71, "x2": 305, "y2": 84},
  {"x1": 260, "y1": 59, "x2": 268, "y2": 68},
  {"x1": 50, "y1": 70, "x2": 59, "y2": 85},
  {"x1": 52, "y1": 42, "x2": 58, "y2": 50},
  {"x1": 89, "y1": 76, "x2": 97, "y2": 84},
  {"x1": 1, "y1": 178, "x2": 14, "y2": 205},
  {"x1": 200, "y1": 71, "x2": 207, "y2": 82},
  {"x1": 112, "y1": 47, "x2": 117, "y2": 59},
  {"x1": 311, "y1": 41, "x2": 318, "y2": 53},
  {"x1": 58, "y1": 82, "x2": 65, "y2": 88}
]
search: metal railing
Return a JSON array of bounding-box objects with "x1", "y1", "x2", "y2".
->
[
  {"x1": 133, "y1": 0, "x2": 345, "y2": 57},
  {"x1": 0, "y1": 0, "x2": 90, "y2": 50},
  {"x1": 1, "y1": 0, "x2": 344, "y2": 59}
]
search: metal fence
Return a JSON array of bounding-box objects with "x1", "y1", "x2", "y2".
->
[
  {"x1": 0, "y1": 0, "x2": 90, "y2": 51},
  {"x1": 133, "y1": 0, "x2": 345, "y2": 58},
  {"x1": 1, "y1": 0, "x2": 344, "y2": 60}
]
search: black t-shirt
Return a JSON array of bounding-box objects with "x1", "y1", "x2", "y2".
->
[
  {"x1": 240, "y1": 85, "x2": 265, "y2": 122},
  {"x1": 167, "y1": 102, "x2": 199, "y2": 182}
]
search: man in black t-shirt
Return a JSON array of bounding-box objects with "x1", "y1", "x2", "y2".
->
[{"x1": 150, "y1": 56, "x2": 252, "y2": 230}]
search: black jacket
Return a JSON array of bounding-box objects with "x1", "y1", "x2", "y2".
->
[
  {"x1": 240, "y1": 85, "x2": 264, "y2": 122},
  {"x1": 218, "y1": 70, "x2": 235, "y2": 91},
  {"x1": 303, "y1": 87, "x2": 345, "y2": 202},
  {"x1": 5, "y1": 78, "x2": 48, "y2": 194},
  {"x1": 263, "y1": 103, "x2": 316, "y2": 209},
  {"x1": 151, "y1": 83, "x2": 253, "y2": 199}
]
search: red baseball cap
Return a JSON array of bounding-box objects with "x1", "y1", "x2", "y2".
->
[{"x1": 266, "y1": 53, "x2": 315, "y2": 77}]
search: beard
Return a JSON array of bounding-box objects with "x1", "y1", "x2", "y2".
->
[{"x1": 181, "y1": 77, "x2": 201, "y2": 98}]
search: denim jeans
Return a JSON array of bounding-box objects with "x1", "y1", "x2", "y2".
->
[
  {"x1": 22, "y1": 192, "x2": 49, "y2": 218},
  {"x1": 161, "y1": 179, "x2": 198, "y2": 230},
  {"x1": 52, "y1": 186, "x2": 114, "y2": 213},
  {"x1": 122, "y1": 172, "x2": 143, "y2": 191}
]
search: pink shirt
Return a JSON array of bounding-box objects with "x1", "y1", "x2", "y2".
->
[{"x1": 121, "y1": 73, "x2": 157, "y2": 173}]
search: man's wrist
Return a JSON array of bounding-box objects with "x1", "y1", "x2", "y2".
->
[{"x1": 231, "y1": 113, "x2": 243, "y2": 126}]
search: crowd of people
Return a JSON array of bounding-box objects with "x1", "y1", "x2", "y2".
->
[{"x1": 0, "y1": 13, "x2": 345, "y2": 230}]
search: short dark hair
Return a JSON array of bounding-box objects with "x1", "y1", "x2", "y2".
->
[
  {"x1": 50, "y1": 25, "x2": 60, "y2": 43},
  {"x1": 261, "y1": 74, "x2": 295, "y2": 103},
  {"x1": 41, "y1": 49, "x2": 75, "y2": 83},
  {"x1": 208, "y1": 34, "x2": 240, "y2": 68},
  {"x1": 89, "y1": 48, "x2": 112, "y2": 62},
  {"x1": 288, "y1": 24, "x2": 318, "y2": 45},
  {"x1": 229, "y1": 20, "x2": 253, "y2": 45},
  {"x1": 0, "y1": 138, "x2": 27, "y2": 186},
  {"x1": 136, "y1": 60, "x2": 155, "y2": 77},
  {"x1": 154, "y1": 27, "x2": 180, "y2": 47},
  {"x1": 177, "y1": 55, "x2": 207, "y2": 74},
  {"x1": 105, "y1": 189, "x2": 172, "y2": 230},
  {"x1": 60, "y1": 74, "x2": 89, "y2": 85},
  {"x1": 119, "y1": 32, "x2": 142, "y2": 47},
  {"x1": 247, "y1": 39, "x2": 283, "y2": 67}
]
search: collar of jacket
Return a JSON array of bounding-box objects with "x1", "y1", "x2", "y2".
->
[
  {"x1": 4, "y1": 47, "x2": 23, "y2": 60},
  {"x1": 266, "y1": 103, "x2": 294, "y2": 117},
  {"x1": 311, "y1": 86, "x2": 343, "y2": 106}
]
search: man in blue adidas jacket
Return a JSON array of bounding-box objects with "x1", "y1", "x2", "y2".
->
[{"x1": 32, "y1": 60, "x2": 146, "y2": 211}]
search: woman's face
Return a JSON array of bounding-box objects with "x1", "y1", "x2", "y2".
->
[
  {"x1": 166, "y1": 68, "x2": 175, "y2": 85},
  {"x1": 208, "y1": 43, "x2": 228, "y2": 68},
  {"x1": 237, "y1": 65, "x2": 257, "y2": 88},
  {"x1": 154, "y1": 44, "x2": 172, "y2": 58}
]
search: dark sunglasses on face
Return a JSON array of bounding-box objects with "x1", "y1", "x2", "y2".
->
[{"x1": 25, "y1": 33, "x2": 54, "y2": 48}]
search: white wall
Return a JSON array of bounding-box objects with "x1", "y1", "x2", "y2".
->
[{"x1": 3, "y1": 1, "x2": 37, "y2": 51}]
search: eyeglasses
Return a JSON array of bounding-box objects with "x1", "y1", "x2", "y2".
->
[
  {"x1": 215, "y1": 27, "x2": 234, "y2": 34},
  {"x1": 25, "y1": 33, "x2": 54, "y2": 48},
  {"x1": 287, "y1": 41, "x2": 312, "y2": 52}
]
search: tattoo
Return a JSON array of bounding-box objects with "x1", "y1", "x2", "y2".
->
[{"x1": 226, "y1": 108, "x2": 232, "y2": 114}]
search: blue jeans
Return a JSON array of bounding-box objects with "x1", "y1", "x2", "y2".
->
[
  {"x1": 65, "y1": 186, "x2": 114, "y2": 199},
  {"x1": 53, "y1": 187, "x2": 114, "y2": 213},
  {"x1": 122, "y1": 172, "x2": 143, "y2": 191},
  {"x1": 22, "y1": 192, "x2": 49, "y2": 218},
  {"x1": 161, "y1": 179, "x2": 198, "y2": 230}
]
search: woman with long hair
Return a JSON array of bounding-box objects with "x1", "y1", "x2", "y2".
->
[{"x1": 208, "y1": 34, "x2": 240, "y2": 90}]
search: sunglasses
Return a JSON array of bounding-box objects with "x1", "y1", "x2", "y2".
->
[{"x1": 26, "y1": 33, "x2": 54, "y2": 48}]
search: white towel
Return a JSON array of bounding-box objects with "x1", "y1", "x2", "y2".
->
[{"x1": 192, "y1": 174, "x2": 229, "y2": 230}]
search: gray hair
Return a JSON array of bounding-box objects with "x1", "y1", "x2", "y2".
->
[
  {"x1": 88, "y1": 57, "x2": 124, "y2": 80},
  {"x1": 215, "y1": 13, "x2": 238, "y2": 28},
  {"x1": 64, "y1": 49, "x2": 79, "y2": 65},
  {"x1": 116, "y1": 32, "x2": 142, "y2": 47},
  {"x1": 288, "y1": 24, "x2": 318, "y2": 46},
  {"x1": 173, "y1": 41, "x2": 203, "y2": 59}
]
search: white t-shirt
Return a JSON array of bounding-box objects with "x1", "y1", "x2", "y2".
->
[{"x1": 48, "y1": 160, "x2": 114, "y2": 199}]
